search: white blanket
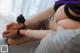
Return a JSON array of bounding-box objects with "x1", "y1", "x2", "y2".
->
[{"x1": 34, "y1": 27, "x2": 80, "y2": 53}]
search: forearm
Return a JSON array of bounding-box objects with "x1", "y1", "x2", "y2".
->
[
  {"x1": 24, "y1": 6, "x2": 55, "y2": 27},
  {"x1": 20, "y1": 29, "x2": 53, "y2": 39},
  {"x1": 7, "y1": 30, "x2": 51, "y2": 45}
]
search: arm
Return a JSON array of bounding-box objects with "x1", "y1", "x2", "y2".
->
[
  {"x1": 20, "y1": 29, "x2": 52, "y2": 39},
  {"x1": 7, "y1": 30, "x2": 53, "y2": 45},
  {"x1": 6, "y1": 6, "x2": 55, "y2": 45},
  {"x1": 24, "y1": 6, "x2": 55, "y2": 28},
  {"x1": 7, "y1": 6, "x2": 55, "y2": 30}
]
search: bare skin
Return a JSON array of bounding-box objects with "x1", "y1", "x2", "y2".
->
[
  {"x1": 19, "y1": 5, "x2": 80, "y2": 39},
  {"x1": 3, "y1": 6, "x2": 55, "y2": 45},
  {"x1": 3, "y1": 5, "x2": 80, "y2": 45}
]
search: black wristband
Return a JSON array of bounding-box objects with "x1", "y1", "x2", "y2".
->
[
  {"x1": 17, "y1": 29, "x2": 21, "y2": 35},
  {"x1": 22, "y1": 22, "x2": 25, "y2": 29},
  {"x1": 11, "y1": 14, "x2": 25, "y2": 39}
]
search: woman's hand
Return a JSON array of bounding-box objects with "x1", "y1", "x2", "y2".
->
[
  {"x1": 3, "y1": 22, "x2": 24, "y2": 39},
  {"x1": 7, "y1": 23, "x2": 24, "y2": 30},
  {"x1": 3, "y1": 30, "x2": 18, "y2": 38},
  {"x1": 3, "y1": 29, "x2": 39, "y2": 45}
]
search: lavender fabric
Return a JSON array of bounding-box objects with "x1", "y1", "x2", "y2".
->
[{"x1": 56, "y1": 0, "x2": 80, "y2": 4}]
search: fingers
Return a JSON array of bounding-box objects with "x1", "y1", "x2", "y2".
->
[
  {"x1": 7, "y1": 23, "x2": 16, "y2": 30},
  {"x1": 7, "y1": 23, "x2": 23, "y2": 30},
  {"x1": 3, "y1": 30, "x2": 17, "y2": 38},
  {"x1": 7, "y1": 25, "x2": 18, "y2": 30},
  {"x1": 3, "y1": 30, "x2": 11, "y2": 38},
  {"x1": 3, "y1": 22, "x2": 24, "y2": 39},
  {"x1": 7, "y1": 23, "x2": 15, "y2": 28}
]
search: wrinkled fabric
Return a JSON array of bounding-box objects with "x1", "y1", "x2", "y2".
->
[
  {"x1": 0, "y1": 27, "x2": 80, "y2": 53},
  {"x1": 62, "y1": 34, "x2": 80, "y2": 53},
  {"x1": 34, "y1": 27, "x2": 80, "y2": 53}
]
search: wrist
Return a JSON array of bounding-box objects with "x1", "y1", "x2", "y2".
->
[
  {"x1": 24, "y1": 19, "x2": 32, "y2": 27},
  {"x1": 18, "y1": 23, "x2": 25, "y2": 29},
  {"x1": 19, "y1": 30, "x2": 24, "y2": 35},
  {"x1": 19, "y1": 29, "x2": 29, "y2": 36}
]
